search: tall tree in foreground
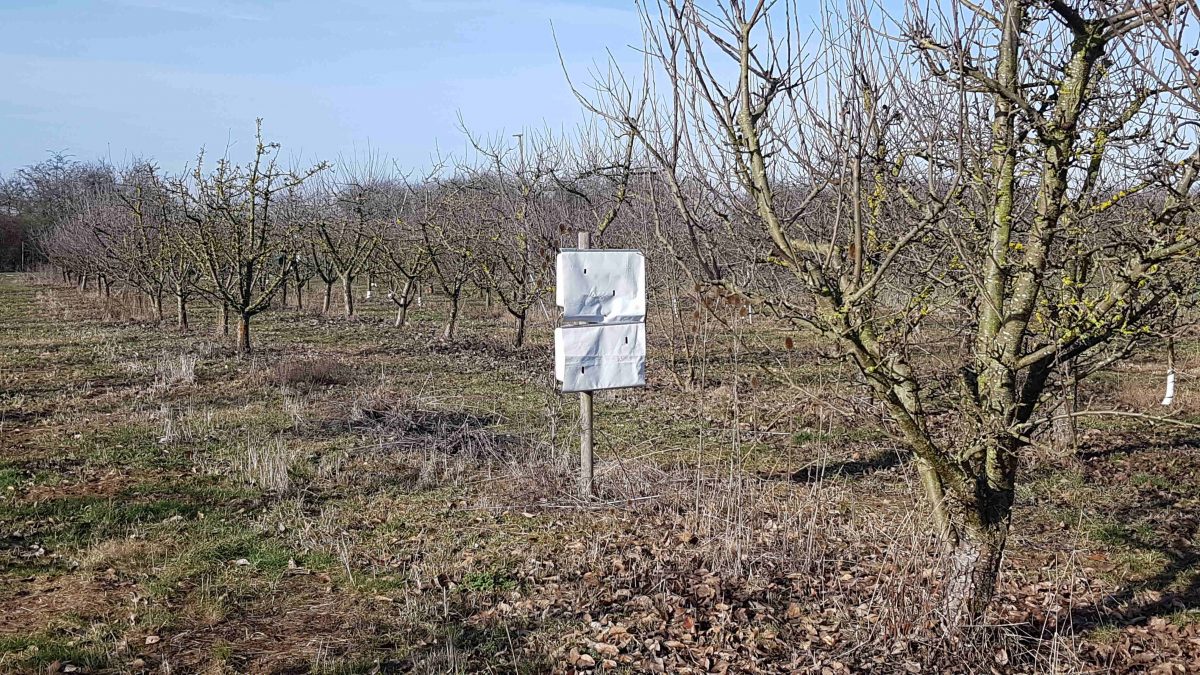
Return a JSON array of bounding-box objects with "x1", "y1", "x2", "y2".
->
[
  {"x1": 582, "y1": 0, "x2": 1200, "y2": 620},
  {"x1": 176, "y1": 121, "x2": 327, "y2": 352}
]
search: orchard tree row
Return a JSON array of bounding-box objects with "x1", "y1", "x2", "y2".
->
[{"x1": 17, "y1": 122, "x2": 640, "y2": 351}]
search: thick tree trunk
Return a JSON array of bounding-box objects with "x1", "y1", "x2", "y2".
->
[
  {"x1": 176, "y1": 294, "x2": 188, "y2": 331},
  {"x1": 102, "y1": 278, "x2": 112, "y2": 299},
  {"x1": 219, "y1": 304, "x2": 230, "y2": 336},
  {"x1": 295, "y1": 281, "x2": 305, "y2": 310},
  {"x1": 79, "y1": 275, "x2": 89, "y2": 292},
  {"x1": 945, "y1": 518, "x2": 1008, "y2": 624},
  {"x1": 152, "y1": 291, "x2": 163, "y2": 322},
  {"x1": 322, "y1": 282, "x2": 333, "y2": 314},
  {"x1": 394, "y1": 301, "x2": 409, "y2": 328},
  {"x1": 342, "y1": 275, "x2": 355, "y2": 317},
  {"x1": 443, "y1": 294, "x2": 461, "y2": 340},
  {"x1": 280, "y1": 277, "x2": 289, "y2": 309},
  {"x1": 236, "y1": 312, "x2": 252, "y2": 353}
]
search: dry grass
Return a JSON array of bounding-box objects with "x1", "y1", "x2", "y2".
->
[
  {"x1": 155, "y1": 352, "x2": 198, "y2": 388},
  {"x1": 271, "y1": 355, "x2": 356, "y2": 389},
  {"x1": 235, "y1": 435, "x2": 300, "y2": 492},
  {"x1": 3, "y1": 276, "x2": 1197, "y2": 674}
]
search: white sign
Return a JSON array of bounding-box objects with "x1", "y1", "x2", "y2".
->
[
  {"x1": 556, "y1": 250, "x2": 645, "y2": 324},
  {"x1": 555, "y1": 322, "x2": 646, "y2": 392}
]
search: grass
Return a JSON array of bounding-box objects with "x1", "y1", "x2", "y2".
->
[{"x1": 1, "y1": 272, "x2": 1198, "y2": 673}]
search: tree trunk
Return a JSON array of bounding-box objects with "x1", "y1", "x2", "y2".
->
[
  {"x1": 322, "y1": 282, "x2": 333, "y2": 314},
  {"x1": 80, "y1": 275, "x2": 89, "y2": 292},
  {"x1": 219, "y1": 304, "x2": 230, "y2": 336},
  {"x1": 295, "y1": 281, "x2": 305, "y2": 310},
  {"x1": 152, "y1": 291, "x2": 163, "y2": 322},
  {"x1": 945, "y1": 518, "x2": 1008, "y2": 624},
  {"x1": 280, "y1": 277, "x2": 289, "y2": 309},
  {"x1": 176, "y1": 294, "x2": 188, "y2": 331},
  {"x1": 394, "y1": 301, "x2": 409, "y2": 328},
  {"x1": 342, "y1": 275, "x2": 355, "y2": 317},
  {"x1": 916, "y1": 458, "x2": 953, "y2": 541},
  {"x1": 236, "y1": 312, "x2": 252, "y2": 353},
  {"x1": 1053, "y1": 360, "x2": 1079, "y2": 455},
  {"x1": 102, "y1": 277, "x2": 112, "y2": 299},
  {"x1": 513, "y1": 311, "x2": 527, "y2": 348},
  {"x1": 443, "y1": 293, "x2": 461, "y2": 340}
]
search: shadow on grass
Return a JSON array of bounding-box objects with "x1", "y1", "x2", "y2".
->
[
  {"x1": 1065, "y1": 529, "x2": 1199, "y2": 635},
  {"x1": 758, "y1": 448, "x2": 909, "y2": 483}
]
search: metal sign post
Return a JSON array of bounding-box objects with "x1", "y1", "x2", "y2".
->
[{"x1": 555, "y1": 231, "x2": 646, "y2": 498}]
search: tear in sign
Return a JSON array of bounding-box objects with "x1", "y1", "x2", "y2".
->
[
  {"x1": 556, "y1": 250, "x2": 645, "y2": 323},
  {"x1": 555, "y1": 322, "x2": 646, "y2": 392}
]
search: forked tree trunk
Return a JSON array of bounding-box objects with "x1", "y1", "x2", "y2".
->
[
  {"x1": 342, "y1": 275, "x2": 355, "y2": 317},
  {"x1": 79, "y1": 275, "x2": 89, "y2": 292},
  {"x1": 394, "y1": 301, "x2": 409, "y2": 328},
  {"x1": 443, "y1": 293, "x2": 461, "y2": 339},
  {"x1": 176, "y1": 294, "x2": 188, "y2": 331},
  {"x1": 236, "y1": 312, "x2": 252, "y2": 353},
  {"x1": 102, "y1": 277, "x2": 112, "y2": 299}
]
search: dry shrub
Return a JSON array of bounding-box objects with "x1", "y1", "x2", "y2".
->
[
  {"x1": 348, "y1": 386, "x2": 517, "y2": 487},
  {"x1": 272, "y1": 356, "x2": 356, "y2": 389}
]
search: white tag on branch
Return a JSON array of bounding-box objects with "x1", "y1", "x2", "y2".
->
[{"x1": 1162, "y1": 369, "x2": 1176, "y2": 406}]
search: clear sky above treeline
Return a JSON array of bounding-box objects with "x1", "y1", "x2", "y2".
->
[{"x1": 0, "y1": 0, "x2": 644, "y2": 175}]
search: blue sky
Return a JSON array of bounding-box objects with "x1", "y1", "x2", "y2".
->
[{"x1": 0, "y1": 0, "x2": 644, "y2": 174}]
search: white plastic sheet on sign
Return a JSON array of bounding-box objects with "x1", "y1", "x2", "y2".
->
[
  {"x1": 555, "y1": 322, "x2": 646, "y2": 392},
  {"x1": 556, "y1": 250, "x2": 645, "y2": 323}
]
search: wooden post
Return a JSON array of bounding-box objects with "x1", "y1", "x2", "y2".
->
[{"x1": 578, "y1": 230, "x2": 594, "y2": 497}]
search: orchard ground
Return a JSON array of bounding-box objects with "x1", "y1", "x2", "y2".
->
[{"x1": 1, "y1": 272, "x2": 1198, "y2": 674}]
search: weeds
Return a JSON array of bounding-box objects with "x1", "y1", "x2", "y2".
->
[{"x1": 235, "y1": 436, "x2": 300, "y2": 492}]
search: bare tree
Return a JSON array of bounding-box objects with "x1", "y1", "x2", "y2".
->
[
  {"x1": 377, "y1": 179, "x2": 430, "y2": 328},
  {"x1": 306, "y1": 154, "x2": 387, "y2": 317},
  {"x1": 417, "y1": 180, "x2": 477, "y2": 340},
  {"x1": 174, "y1": 121, "x2": 327, "y2": 352},
  {"x1": 579, "y1": 0, "x2": 1200, "y2": 619}
]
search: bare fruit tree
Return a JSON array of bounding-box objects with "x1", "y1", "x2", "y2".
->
[
  {"x1": 307, "y1": 154, "x2": 388, "y2": 317},
  {"x1": 580, "y1": 0, "x2": 1200, "y2": 620},
  {"x1": 175, "y1": 121, "x2": 328, "y2": 352}
]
